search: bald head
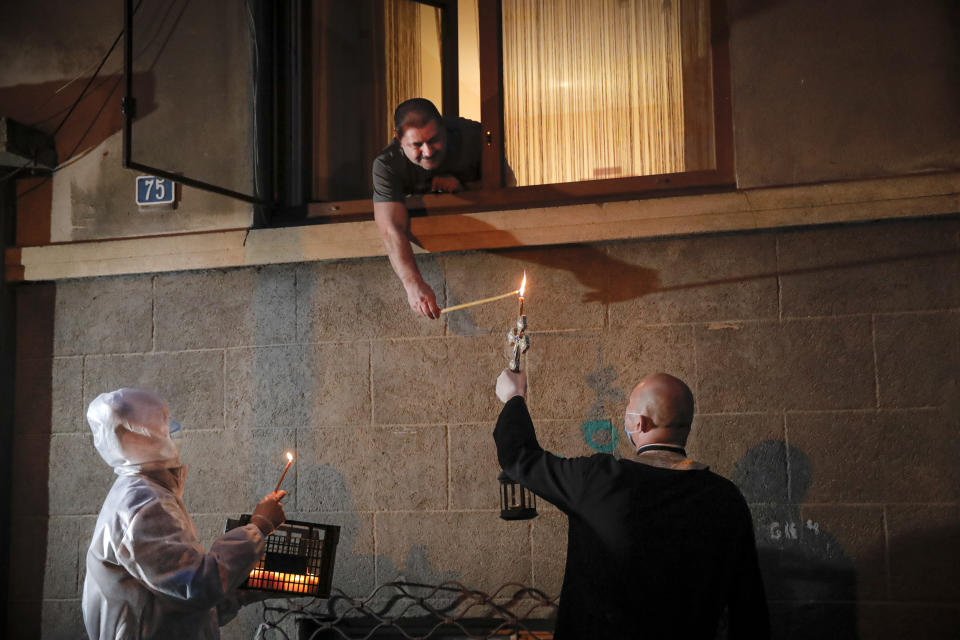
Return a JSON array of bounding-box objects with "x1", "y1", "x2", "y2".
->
[{"x1": 625, "y1": 373, "x2": 694, "y2": 447}]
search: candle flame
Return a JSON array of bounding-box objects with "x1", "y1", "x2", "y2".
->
[
  {"x1": 285, "y1": 452, "x2": 293, "y2": 462},
  {"x1": 518, "y1": 272, "x2": 527, "y2": 298}
]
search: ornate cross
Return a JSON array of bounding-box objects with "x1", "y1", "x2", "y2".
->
[{"x1": 507, "y1": 315, "x2": 530, "y2": 372}]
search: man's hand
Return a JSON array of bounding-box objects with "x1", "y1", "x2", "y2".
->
[
  {"x1": 431, "y1": 175, "x2": 463, "y2": 193},
  {"x1": 405, "y1": 278, "x2": 440, "y2": 318},
  {"x1": 496, "y1": 368, "x2": 527, "y2": 402}
]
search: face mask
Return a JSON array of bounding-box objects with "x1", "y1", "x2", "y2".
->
[
  {"x1": 169, "y1": 419, "x2": 184, "y2": 440},
  {"x1": 623, "y1": 411, "x2": 643, "y2": 447}
]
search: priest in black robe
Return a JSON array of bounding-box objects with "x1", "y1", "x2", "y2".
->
[{"x1": 494, "y1": 369, "x2": 770, "y2": 639}]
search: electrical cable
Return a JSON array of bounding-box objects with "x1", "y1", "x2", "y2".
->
[
  {"x1": 28, "y1": 74, "x2": 123, "y2": 129},
  {"x1": 2, "y1": 0, "x2": 144, "y2": 187},
  {"x1": 26, "y1": 57, "x2": 116, "y2": 129},
  {"x1": 50, "y1": 29, "x2": 124, "y2": 141},
  {"x1": 16, "y1": 75, "x2": 125, "y2": 200},
  {"x1": 245, "y1": 0, "x2": 263, "y2": 203},
  {"x1": 0, "y1": 28, "x2": 121, "y2": 185}
]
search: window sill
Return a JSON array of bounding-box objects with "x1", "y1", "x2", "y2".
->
[
  {"x1": 9, "y1": 171, "x2": 959, "y2": 282},
  {"x1": 306, "y1": 170, "x2": 735, "y2": 222}
]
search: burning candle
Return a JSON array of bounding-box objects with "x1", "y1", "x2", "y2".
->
[
  {"x1": 518, "y1": 272, "x2": 527, "y2": 317},
  {"x1": 439, "y1": 272, "x2": 528, "y2": 315},
  {"x1": 507, "y1": 273, "x2": 530, "y2": 372},
  {"x1": 274, "y1": 452, "x2": 293, "y2": 492},
  {"x1": 439, "y1": 289, "x2": 520, "y2": 314}
]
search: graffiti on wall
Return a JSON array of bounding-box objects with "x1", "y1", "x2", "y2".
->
[{"x1": 580, "y1": 346, "x2": 625, "y2": 453}]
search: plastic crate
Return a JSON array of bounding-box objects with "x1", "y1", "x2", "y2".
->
[{"x1": 226, "y1": 516, "x2": 340, "y2": 597}]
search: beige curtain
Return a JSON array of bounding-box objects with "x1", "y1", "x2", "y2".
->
[
  {"x1": 384, "y1": 0, "x2": 423, "y2": 136},
  {"x1": 502, "y1": 0, "x2": 711, "y2": 186},
  {"x1": 383, "y1": 0, "x2": 443, "y2": 139}
]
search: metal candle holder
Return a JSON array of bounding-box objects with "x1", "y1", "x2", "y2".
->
[{"x1": 498, "y1": 470, "x2": 538, "y2": 520}]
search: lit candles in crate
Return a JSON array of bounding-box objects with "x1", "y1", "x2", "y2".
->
[{"x1": 247, "y1": 569, "x2": 319, "y2": 594}]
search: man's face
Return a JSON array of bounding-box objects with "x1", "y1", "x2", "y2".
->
[{"x1": 399, "y1": 119, "x2": 447, "y2": 170}]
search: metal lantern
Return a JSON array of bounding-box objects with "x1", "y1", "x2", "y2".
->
[{"x1": 498, "y1": 470, "x2": 538, "y2": 520}]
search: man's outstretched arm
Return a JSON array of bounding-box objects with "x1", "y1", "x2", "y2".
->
[{"x1": 374, "y1": 200, "x2": 439, "y2": 318}]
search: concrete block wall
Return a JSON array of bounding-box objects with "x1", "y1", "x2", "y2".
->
[{"x1": 10, "y1": 215, "x2": 959, "y2": 638}]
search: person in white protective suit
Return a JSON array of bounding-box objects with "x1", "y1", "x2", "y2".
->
[{"x1": 82, "y1": 388, "x2": 287, "y2": 640}]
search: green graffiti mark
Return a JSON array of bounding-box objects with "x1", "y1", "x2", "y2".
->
[
  {"x1": 581, "y1": 419, "x2": 618, "y2": 453},
  {"x1": 581, "y1": 344, "x2": 624, "y2": 453}
]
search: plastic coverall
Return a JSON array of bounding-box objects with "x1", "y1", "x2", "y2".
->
[{"x1": 82, "y1": 389, "x2": 266, "y2": 640}]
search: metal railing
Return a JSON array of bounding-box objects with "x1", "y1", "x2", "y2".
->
[{"x1": 256, "y1": 581, "x2": 559, "y2": 639}]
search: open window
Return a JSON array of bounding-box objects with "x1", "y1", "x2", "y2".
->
[
  {"x1": 123, "y1": 0, "x2": 732, "y2": 223},
  {"x1": 307, "y1": 0, "x2": 733, "y2": 220},
  {"x1": 498, "y1": 0, "x2": 722, "y2": 186},
  {"x1": 122, "y1": 0, "x2": 266, "y2": 205},
  {"x1": 309, "y1": 0, "x2": 461, "y2": 204}
]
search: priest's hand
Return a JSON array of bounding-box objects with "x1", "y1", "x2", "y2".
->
[{"x1": 496, "y1": 368, "x2": 527, "y2": 402}]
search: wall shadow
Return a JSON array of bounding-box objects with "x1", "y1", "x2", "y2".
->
[
  {"x1": 732, "y1": 441, "x2": 858, "y2": 639},
  {"x1": 0, "y1": 73, "x2": 156, "y2": 168},
  {"x1": 4, "y1": 283, "x2": 56, "y2": 638},
  {"x1": 412, "y1": 212, "x2": 957, "y2": 312},
  {"x1": 492, "y1": 245, "x2": 661, "y2": 305}
]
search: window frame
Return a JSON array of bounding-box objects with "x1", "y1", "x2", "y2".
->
[{"x1": 304, "y1": 0, "x2": 734, "y2": 222}]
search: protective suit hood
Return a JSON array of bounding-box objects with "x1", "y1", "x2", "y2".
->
[{"x1": 87, "y1": 388, "x2": 181, "y2": 475}]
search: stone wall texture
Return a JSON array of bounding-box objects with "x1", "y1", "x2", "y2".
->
[{"x1": 9, "y1": 214, "x2": 960, "y2": 638}]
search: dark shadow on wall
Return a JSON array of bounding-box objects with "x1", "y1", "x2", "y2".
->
[
  {"x1": 1, "y1": 72, "x2": 157, "y2": 245},
  {"x1": 410, "y1": 215, "x2": 660, "y2": 307},
  {"x1": 412, "y1": 215, "x2": 957, "y2": 315},
  {"x1": 493, "y1": 245, "x2": 661, "y2": 305},
  {"x1": 278, "y1": 464, "x2": 461, "y2": 619},
  {"x1": 886, "y1": 521, "x2": 960, "y2": 602},
  {"x1": 732, "y1": 441, "x2": 858, "y2": 640},
  {"x1": 0, "y1": 73, "x2": 157, "y2": 170},
  {"x1": 4, "y1": 283, "x2": 56, "y2": 639},
  {"x1": 0, "y1": 177, "x2": 15, "y2": 637}
]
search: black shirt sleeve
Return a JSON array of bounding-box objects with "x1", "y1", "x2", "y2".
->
[{"x1": 493, "y1": 396, "x2": 595, "y2": 514}]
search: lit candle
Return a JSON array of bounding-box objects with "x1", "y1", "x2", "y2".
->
[
  {"x1": 439, "y1": 289, "x2": 520, "y2": 314},
  {"x1": 518, "y1": 272, "x2": 527, "y2": 317},
  {"x1": 439, "y1": 272, "x2": 528, "y2": 315},
  {"x1": 274, "y1": 452, "x2": 293, "y2": 492},
  {"x1": 248, "y1": 568, "x2": 319, "y2": 593},
  {"x1": 507, "y1": 273, "x2": 530, "y2": 373}
]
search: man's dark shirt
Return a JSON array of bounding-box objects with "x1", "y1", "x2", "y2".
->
[
  {"x1": 371, "y1": 117, "x2": 482, "y2": 203},
  {"x1": 494, "y1": 396, "x2": 770, "y2": 639}
]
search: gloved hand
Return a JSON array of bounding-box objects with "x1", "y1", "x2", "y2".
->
[
  {"x1": 496, "y1": 368, "x2": 527, "y2": 403},
  {"x1": 251, "y1": 490, "x2": 286, "y2": 536}
]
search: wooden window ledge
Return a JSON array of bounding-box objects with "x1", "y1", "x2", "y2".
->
[{"x1": 7, "y1": 171, "x2": 959, "y2": 282}]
